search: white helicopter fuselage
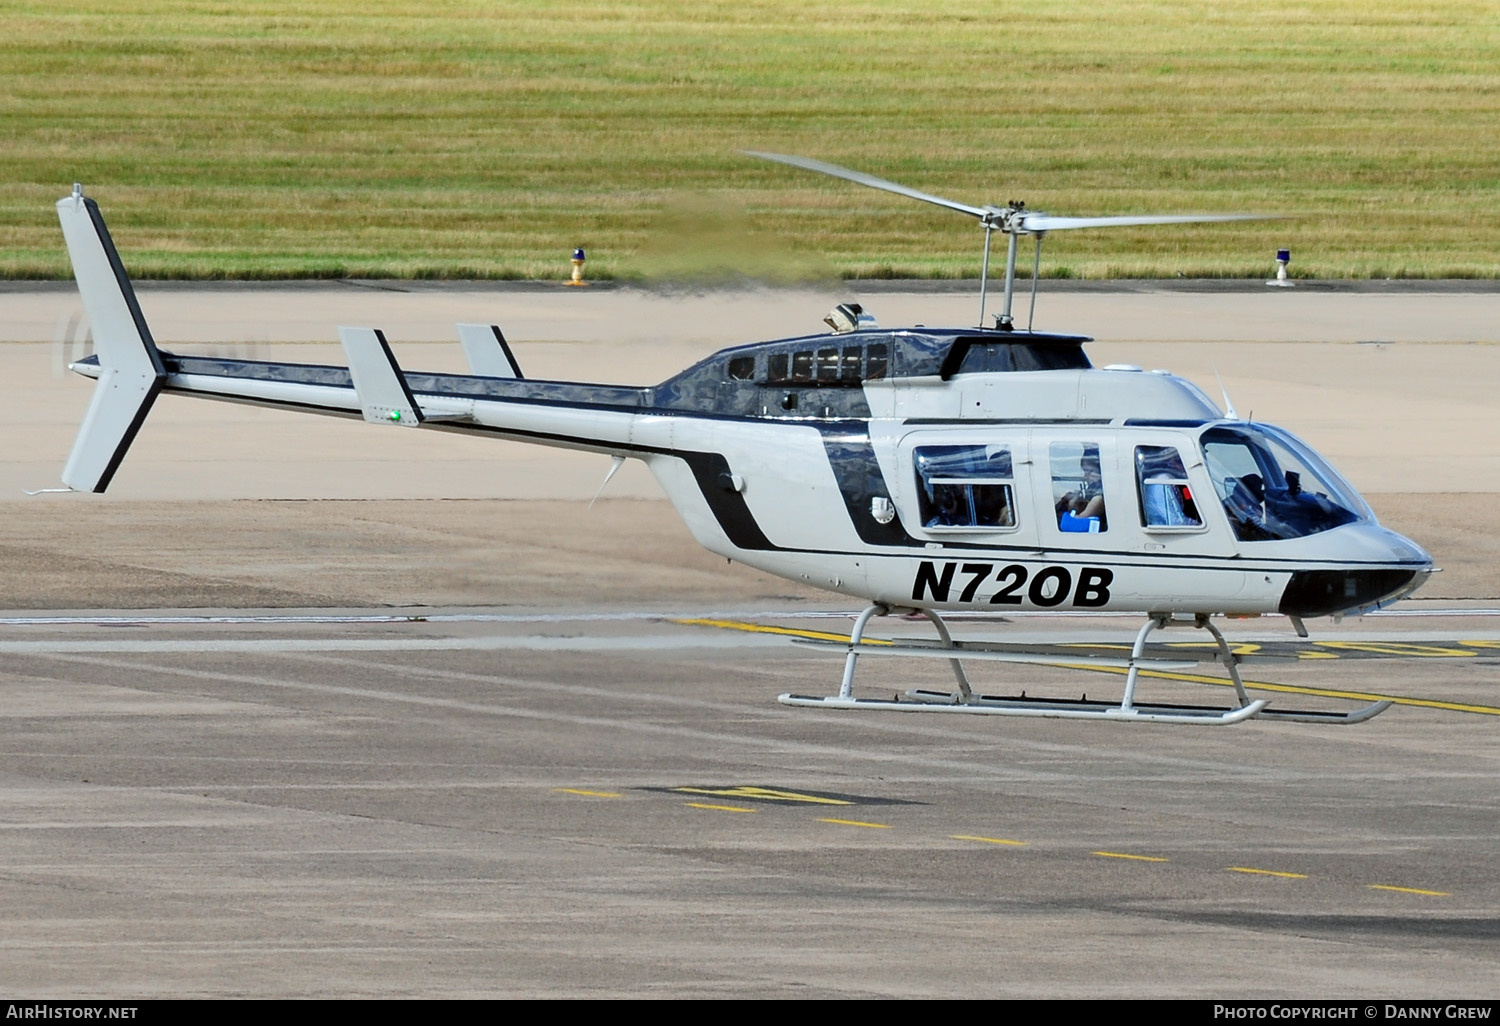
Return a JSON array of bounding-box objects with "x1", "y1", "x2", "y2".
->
[{"x1": 635, "y1": 364, "x2": 1427, "y2": 618}]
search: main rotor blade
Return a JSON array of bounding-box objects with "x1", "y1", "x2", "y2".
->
[
  {"x1": 1020, "y1": 212, "x2": 1276, "y2": 232},
  {"x1": 743, "y1": 151, "x2": 991, "y2": 221}
]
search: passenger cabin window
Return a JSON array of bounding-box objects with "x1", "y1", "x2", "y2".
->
[
  {"x1": 866, "y1": 343, "x2": 888, "y2": 380},
  {"x1": 727, "y1": 356, "x2": 755, "y2": 381},
  {"x1": 791, "y1": 350, "x2": 814, "y2": 381},
  {"x1": 768, "y1": 353, "x2": 788, "y2": 382},
  {"x1": 914, "y1": 445, "x2": 1016, "y2": 529},
  {"x1": 1135, "y1": 445, "x2": 1202, "y2": 529},
  {"x1": 1051, "y1": 442, "x2": 1107, "y2": 533}
]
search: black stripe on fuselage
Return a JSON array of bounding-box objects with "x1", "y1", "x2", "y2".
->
[{"x1": 817, "y1": 424, "x2": 917, "y2": 546}]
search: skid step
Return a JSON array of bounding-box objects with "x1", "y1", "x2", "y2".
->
[
  {"x1": 1248, "y1": 700, "x2": 1392, "y2": 724},
  {"x1": 904, "y1": 688, "x2": 1392, "y2": 724}
]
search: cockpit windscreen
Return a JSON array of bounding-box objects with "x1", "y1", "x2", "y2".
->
[{"x1": 1200, "y1": 425, "x2": 1372, "y2": 541}]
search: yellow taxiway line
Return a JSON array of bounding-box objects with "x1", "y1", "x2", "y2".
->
[
  {"x1": 686, "y1": 802, "x2": 758, "y2": 813},
  {"x1": 671, "y1": 785, "x2": 853, "y2": 805},
  {"x1": 1092, "y1": 851, "x2": 1169, "y2": 862},
  {"x1": 675, "y1": 617, "x2": 891, "y2": 645}
]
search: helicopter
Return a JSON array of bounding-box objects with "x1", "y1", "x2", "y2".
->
[{"x1": 51, "y1": 157, "x2": 1432, "y2": 726}]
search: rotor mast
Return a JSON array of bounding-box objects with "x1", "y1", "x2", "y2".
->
[
  {"x1": 979, "y1": 203, "x2": 1028, "y2": 331},
  {"x1": 976, "y1": 200, "x2": 1050, "y2": 329}
]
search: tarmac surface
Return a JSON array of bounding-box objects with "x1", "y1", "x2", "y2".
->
[{"x1": 2, "y1": 283, "x2": 1500, "y2": 997}]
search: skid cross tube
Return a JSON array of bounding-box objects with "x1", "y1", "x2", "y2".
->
[
  {"x1": 1121, "y1": 613, "x2": 1252, "y2": 713},
  {"x1": 838, "y1": 603, "x2": 888, "y2": 699},
  {"x1": 839, "y1": 604, "x2": 974, "y2": 703}
]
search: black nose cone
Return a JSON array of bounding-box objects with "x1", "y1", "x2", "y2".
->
[{"x1": 1279, "y1": 569, "x2": 1421, "y2": 618}]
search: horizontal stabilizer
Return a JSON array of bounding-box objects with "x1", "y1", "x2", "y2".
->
[
  {"x1": 56, "y1": 187, "x2": 167, "y2": 492},
  {"x1": 457, "y1": 323, "x2": 523, "y2": 379},
  {"x1": 337, "y1": 327, "x2": 423, "y2": 426}
]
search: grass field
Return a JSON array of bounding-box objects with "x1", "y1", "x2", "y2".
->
[{"x1": 2, "y1": 0, "x2": 1498, "y2": 280}]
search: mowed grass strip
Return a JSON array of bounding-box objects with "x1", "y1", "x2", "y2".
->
[{"x1": 2, "y1": 0, "x2": 1497, "y2": 279}]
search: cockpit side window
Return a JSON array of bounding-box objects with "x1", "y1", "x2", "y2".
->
[
  {"x1": 1051, "y1": 441, "x2": 1107, "y2": 533},
  {"x1": 914, "y1": 445, "x2": 1016, "y2": 530},
  {"x1": 1135, "y1": 445, "x2": 1202, "y2": 529},
  {"x1": 1201, "y1": 427, "x2": 1363, "y2": 541},
  {"x1": 728, "y1": 356, "x2": 755, "y2": 381}
]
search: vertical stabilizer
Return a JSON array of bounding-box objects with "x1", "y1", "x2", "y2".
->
[
  {"x1": 56, "y1": 187, "x2": 166, "y2": 492},
  {"x1": 338, "y1": 326, "x2": 424, "y2": 426},
  {"x1": 457, "y1": 323, "x2": 523, "y2": 378}
]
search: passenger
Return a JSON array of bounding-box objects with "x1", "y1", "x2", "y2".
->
[
  {"x1": 974, "y1": 487, "x2": 1012, "y2": 527},
  {"x1": 1142, "y1": 477, "x2": 1199, "y2": 527},
  {"x1": 926, "y1": 487, "x2": 966, "y2": 527},
  {"x1": 1058, "y1": 493, "x2": 1101, "y2": 533},
  {"x1": 1136, "y1": 447, "x2": 1200, "y2": 527},
  {"x1": 1076, "y1": 455, "x2": 1107, "y2": 529}
]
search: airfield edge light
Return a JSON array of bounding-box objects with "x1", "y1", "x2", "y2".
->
[{"x1": 1268, "y1": 248, "x2": 1293, "y2": 288}]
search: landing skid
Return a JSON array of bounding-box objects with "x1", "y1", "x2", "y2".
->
[{"x1": 777, "y1": 606, "x2": 1392, "y2": 726}]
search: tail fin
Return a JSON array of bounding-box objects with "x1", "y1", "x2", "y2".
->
[
  {"x1": 55, "y1": 186, "x2": 166, "y2": 492},
  {"x1": 457, "y1": 323, "x2": 523, "y2": 378}
]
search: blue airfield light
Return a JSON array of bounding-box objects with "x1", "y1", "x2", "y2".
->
[{"x1": 1269, "y1": 248, "x2": 1293, "y2": 287}]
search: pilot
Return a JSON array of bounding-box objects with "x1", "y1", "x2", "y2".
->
[
  {"x1": 1266, "y1": 469, "x2": 1351, "y2": 535},
  {"x1": 1223, "y1": 473, "x2": 1280, "y2": 540}
]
